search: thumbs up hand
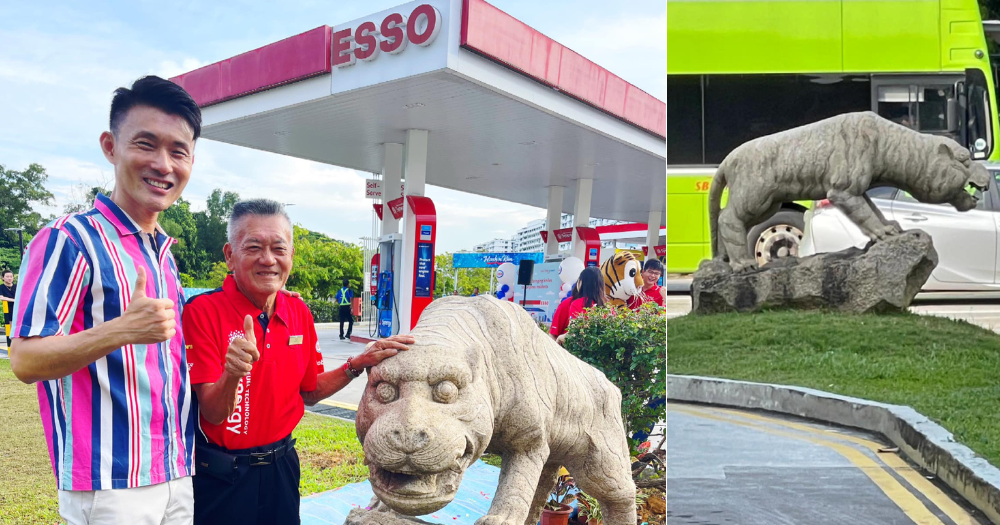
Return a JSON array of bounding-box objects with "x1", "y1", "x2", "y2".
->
[
  {"x1": 119, "y1": 267, "x2": 176, "y2": 344},
  {"x1": 225, "y1": 315, "x2": 260, "y2": 378}
]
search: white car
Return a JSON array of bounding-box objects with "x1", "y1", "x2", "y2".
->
[{"x1": 799, "y1": 168, "x2": 1000, "y2": 291}]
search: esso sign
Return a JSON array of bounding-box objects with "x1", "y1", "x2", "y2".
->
[{"x1": 333, "y1": 4, "x2": 442, "y2": 68}]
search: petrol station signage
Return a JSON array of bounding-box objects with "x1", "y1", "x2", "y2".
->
[{"x1": 333, "y1": 4, "x2": 442, "y2": 68}]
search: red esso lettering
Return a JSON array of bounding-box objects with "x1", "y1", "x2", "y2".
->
[
  {"x1": 380, "y1": 12, "x2": 408, "y2": 55},
  {"x1": 333, "y1": 4, "x2": 440, "y2": 68},
  {"x1": 332, "y1": 27, "x2": 355, "y2": 67},
  {"x1": 354, "y1": 21, "x2": 380, "y2": 61},
  {"x1": 407, "y1": 4, "x2": 441, "y2": 46}
]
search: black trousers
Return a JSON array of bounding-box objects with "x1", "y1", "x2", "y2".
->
[
  {"x1": 193, "y1": 436, "x2": 301, "y2": 525},
  {"x1": 3, "y1": 307, "x2": 11, "y2": 347},
  {"x1": 339, "y1": 305, "x2": 353, "y2": 338}
]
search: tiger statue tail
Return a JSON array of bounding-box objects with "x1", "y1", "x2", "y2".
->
[{"x1": 708, "y1": 162, "x2": 728, "y2": 260}]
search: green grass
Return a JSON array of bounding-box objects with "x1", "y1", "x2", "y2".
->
[
  {"x1": 668, "y1": 311, "x2": 1000, "y2": 466},
  {"x1": 0, "y1": 358, "x2": 369, "y2": 523},
  {"x1": 294, "y1": 413, "x2": 368, "y2": 495},
  {"x1": 0, "y1": 359, "x2": 60, "y2": 525},
  {"x1": 481, "y1": 454, "x2": 502, "y2": 467}
]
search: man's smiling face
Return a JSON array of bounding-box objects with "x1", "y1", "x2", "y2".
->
[
  {"x1": 101, "y1": 105, "x2": 195, "y2": 215},
  {"x1": 224, "y1": 214, "x2": 294, "y2": 301}
]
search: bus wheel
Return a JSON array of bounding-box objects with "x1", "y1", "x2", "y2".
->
[{"x1": 747, "y1": 210, "x2": 805, "y2": 268}]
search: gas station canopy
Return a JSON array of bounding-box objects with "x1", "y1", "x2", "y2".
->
[{"x1": 170, "y1": 0, "x2": 666, "y2": 224}]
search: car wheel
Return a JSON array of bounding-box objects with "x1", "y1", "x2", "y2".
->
[{"x1": 747, "y1": 210, "x2": 806, "y2": 267}]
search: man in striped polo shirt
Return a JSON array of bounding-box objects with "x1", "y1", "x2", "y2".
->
[{"x1": 10, "y1": 76, "x2": 201, "y2": 524}]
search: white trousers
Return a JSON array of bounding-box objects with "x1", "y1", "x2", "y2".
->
[{"x1": 58, "y1": 476, "x2": 193, "y2": 525}]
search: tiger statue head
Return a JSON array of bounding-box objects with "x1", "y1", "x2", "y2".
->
[{"x1": 601, "y1": 251, "x2": 644, "y2": 308}]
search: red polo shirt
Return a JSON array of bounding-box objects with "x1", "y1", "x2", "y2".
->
[
  {"x1": 645, "y1": 284, "x2": 665, "y2": 307},
  {"x1": 183, "y1": 276, "x2": 324, "y2": 449},
  {"x1": 549, "y1": 296, "x2": 574, "y2": 337}
]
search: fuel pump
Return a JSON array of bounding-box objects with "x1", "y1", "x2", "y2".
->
[{"x1": 376, "y1": 233, "x2": 403, "y2": 337}]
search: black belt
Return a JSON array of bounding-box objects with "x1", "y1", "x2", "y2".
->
[
  {"x1": 237, "y1": 438, "x2": 295, "y2": 467},
  {"x1": 198, "y1": 434, "x2": 295, "y2": 470}
]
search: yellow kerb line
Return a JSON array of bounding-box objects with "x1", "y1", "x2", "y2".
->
[
  {"x1": 698, "y1": 404, "x2": 978, "y2": 525},
  {"x1": 669, "y1": 403, "x2": 946, "y2": 525},
  {"x1": 318, "y1": 399, "x2": 359, "y2": 411}
]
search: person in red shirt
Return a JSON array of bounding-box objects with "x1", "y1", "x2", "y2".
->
[
  {"x1": 548, "y1": 290, "x2": 577, "y2": 340},
  {"x1": 183, "y1": 199, "x2": 412, "y2": 525},
  {"x1": 552, "y1": 267, "x2": 607, "y2": 346},
  {"x1": 640, "y1": 259, "x2": 665, "y2": 307},
  {"x1": 624, "y1": 258, "x2": 666, "y2": 311},
  {"x1": 567, "y1": 267, "x2": 607, "y2": 320}
]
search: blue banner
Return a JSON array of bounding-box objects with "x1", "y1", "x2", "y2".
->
[
  {"x1": 415, "y1": 242, "x2": 433, "y2": 298},
  {"x1": 452, "y1": 252, "x2": 544, "y2": 269}
]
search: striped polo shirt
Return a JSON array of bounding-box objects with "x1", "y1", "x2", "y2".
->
[{"x1": 12, "y1": 193, "x2": 195, "y2": 491}]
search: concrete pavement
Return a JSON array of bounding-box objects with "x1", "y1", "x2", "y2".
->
[
  {"x1": 668, "y1": 402, "x2": 987, "y2": 525},
  {"x1": 314, "y1": 324, "x2": 369, "y2": 411}
]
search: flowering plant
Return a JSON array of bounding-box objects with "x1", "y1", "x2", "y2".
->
[{"x1": 564, "y1": 302, "x2": 666, "y2": 452}]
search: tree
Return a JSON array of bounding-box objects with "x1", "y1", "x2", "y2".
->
[
  {"x1": 434, "y1": 253, "x2": 457, "y2": 297},
  {"x1": 458, "y1": 265, "x2": 493, "y2": 296},
  {"x1": 193, "y1": 212, "x2": 230, "y2": 268},
  {"x1": 981, "y1": 0, "x2": 1000, "y2": 54},
  {"x1": 0, "y1": 247, "x2": 21, "y2": 275},
  {"x1": 286, "y1": 226, "x2": 363, "y2": 300},
  {"x1": 63, "y1": 172, "x2": 113, "y2": 215},
  {"x1": 206, "y1": 189, "x2": 240, "y2": 220},
  {"x1": 206, "y1": 261, "x2": 229, "y2": 288},
  {"x1": 434, "y1": 252, "x2": 492, "y2": 297},
  {"x1": 160, "y1": 198, "x2": 207, "y2": 277},
  {"x1": 63, "y1": 186, "x2": 107, "y2": 215},
  {"x1": 0, "y1": 163, "x2": 55, "y2": 249}
]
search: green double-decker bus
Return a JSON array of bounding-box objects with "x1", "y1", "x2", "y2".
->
[{"x1": 667, "y1": 0, "x2": 1000, "y2": 274}]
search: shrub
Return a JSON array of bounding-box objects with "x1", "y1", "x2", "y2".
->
[
  {"x1": 563, "y1": 302, "x2": 666, "y2": 452},
  {"x1": 305, "y1": 299, "x2": 337, "y2": 323}
]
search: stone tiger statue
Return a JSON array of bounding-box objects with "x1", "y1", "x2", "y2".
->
[
  {"x1": 351, "y1": 296, "x2": 636, "y2": 525},
  {"x1": 708, "y1": 111, "x2": 991, "y2": 272}
]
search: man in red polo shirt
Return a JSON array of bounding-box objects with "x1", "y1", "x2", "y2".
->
[
  {"x1": 623, "y1": 258, "x2": 665, "y2": 311},
  {"x1": 640, "y1": 259, "x2": 665, "y2": 307},
  {"x1": 183, "y1": 199, "x2": 412, "y2": 525}
]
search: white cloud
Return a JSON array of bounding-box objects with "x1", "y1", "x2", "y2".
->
[
  {"x1": 3, "y1": 1, "x2": 662, "y2": 254},
  {"x1": 156, "y1": 58, "x2": 207, "y2": 79}
]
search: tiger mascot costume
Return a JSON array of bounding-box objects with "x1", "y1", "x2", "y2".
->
[{"x1": 600, "y1": 251, "x2": 645, "y2": 309}]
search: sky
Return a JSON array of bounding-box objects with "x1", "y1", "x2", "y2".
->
[{"x1": 0, "y1": 0, "x2": 666, "y2": 253}]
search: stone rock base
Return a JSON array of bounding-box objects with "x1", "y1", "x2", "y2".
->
[
  {"x1": 692, "y1": 230, "x2": 937, "y2": 314},
  {"x1": 343, "y1": 501, "x2": 436, "y2": 525}
]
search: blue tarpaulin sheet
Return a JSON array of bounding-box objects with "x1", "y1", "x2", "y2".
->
[{"x1": 301, "y1": 461, "x2": 503, "y2": 525}]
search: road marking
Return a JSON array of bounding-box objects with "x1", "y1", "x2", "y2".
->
[
  {"x1": 318, "y1": 399, "x2": 359, "y2": 411},
  {"x1": 670, "y1": 404, "x2": 948, "y2": 525},
  {"x1": 699, "y1": 405, "x2": 978, "y2": 525}
]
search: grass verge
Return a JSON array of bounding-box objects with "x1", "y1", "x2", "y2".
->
[
  {"x1": 668, "y1": 311, "x2": 1000, "y2": 466},
  {"x1": 0, "y1": 359, "x2": 60, "y2": 525},
  {"x1": 0, "y1": 357, "x2": 369, "y2": 523},
  {"x1": 294, "y1": 413, "x2": 368, "y2": 495}
]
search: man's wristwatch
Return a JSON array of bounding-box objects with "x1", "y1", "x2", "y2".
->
[{"x1": 344, "y1": 356, "x2": 362, "y2": 379}]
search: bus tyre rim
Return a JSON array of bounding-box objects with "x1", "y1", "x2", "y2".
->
[{"x1": 755, "y1": 225, "x2": 804, "y2": 266}]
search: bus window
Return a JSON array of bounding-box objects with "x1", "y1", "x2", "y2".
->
[
  {"x1": 966, "y1": 68, "x2": 993, "y2": 160},
  {"x1": 917, "y1": 86, "x2": 954, "y2": 133},
  {"x1": 667, "y1": 75, "x2": 703, "y2": 165},
  {"x1": 876, "y1": 82, "x2": 960, "y2": 143},
  {"x1": 877, "y1": 85, "x2": 917, "y2": 128},
  {"x1": 702, "y1": 74, "x2": 869, "y2": 164}
]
